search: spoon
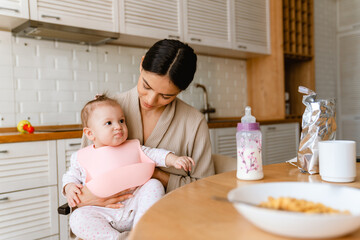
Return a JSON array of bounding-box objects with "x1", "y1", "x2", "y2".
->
[{"x1": 212, "y1": 196, "x2": 258, "y2": 207}]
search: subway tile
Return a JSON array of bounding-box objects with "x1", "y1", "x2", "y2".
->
[
  {"x1": 0, "y1": 101, "x2": 15, "y2": 113},
  {"x1": 0, "y1": 89, "x2": 14, "y2": 101},
  {"x1": 15, "y1": 113, "x2": 40, "y2": 126},
  {"x1": 20, "y1": 101, "x2": 58, "y2": 113},
  {"x1": 0, "y1": 77, "x2": 14, "y2": 89},
  {"x1": 39, "y1": 91, "x2": 74, "y2": 101},
  {"x1": 0, "y1": 113, "x2": 16, "y2": 127},
  {"x1": 41, "y1": 112, "x2": 76, "y2": 125},
  {"x1": 75, "y1": 70, "x2": 97, "y2": 81},
  {"x1": 75, "y1": 91, "x2": 97, "y2": 102},
  {"x1": 59, "y1": 101, "x2": 83, "y2": 112},
  {"x1": 15, "y1": 90, "x2": 38, "y2": 101},
  {"x1": 17, "y1": 79, "x2": 57, "y2": 90},
  {"x1": 40, "y1": 68, "x2": 73, "y2": 80},
  {"x1": 13, "y1": 67, "x2": 38, "y2": 79},
  {"x1": 57, "y1": 80, "x2": 91, "y2": 91}
]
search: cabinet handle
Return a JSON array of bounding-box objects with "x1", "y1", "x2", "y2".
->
[
  {"x1": 238, "y1": 45, "x2": 247, "y2": 49},
  {"x1": 0, "y1": 150, "x2": 8, "y2": 153},
  {"x1": 0, "y1": 7, "x2": 19, "y2": 13},
  {"x1": 190, "y1": 38, "x2": 202, "y2": 42},
  {"x1": 0, "y1": 197, "x2": 9, "y2": 201},
  {"x1": 168, "y1": 35, "x2": 180, "y2": 39},
  {"x1": 267, "y1": 127, "x2": 277, "y2": 130},
  {"x1": 41, "y1": 14, "x2": 61, "y2": 20},
  {"x1": 69, "y1": 143, "x2": 81, "y2": 147}
]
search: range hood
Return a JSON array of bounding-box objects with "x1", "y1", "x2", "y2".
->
[{"x1": 12, "y1": 20, "x2": 119, "y2": 45}]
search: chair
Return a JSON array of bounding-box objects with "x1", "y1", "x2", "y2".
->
[{"x1": 212, "y1": 154, "x2": 237, "y2": 174}]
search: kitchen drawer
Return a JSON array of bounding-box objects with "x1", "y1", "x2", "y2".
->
[
  {"x1": 0, "y1": 186, "x2": 59, "y2": 240},
  {"x1": 0, "y1": 141, "x2": 57, "y2": 193}
]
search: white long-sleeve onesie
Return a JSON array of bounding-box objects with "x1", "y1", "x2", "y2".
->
[{"x1": 62, "y1": 145, "x2": 170, "y2": 240}]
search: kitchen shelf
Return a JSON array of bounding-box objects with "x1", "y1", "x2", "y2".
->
[
  {"x1": 283, "y1": 0, "x2": 315, "y2": 117},
  {"x1": 283, "y1": 0, "x2": 314, "y2": 59}
]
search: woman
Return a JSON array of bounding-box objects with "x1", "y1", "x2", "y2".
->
[{"x1": 78, "y1": 39, "x2": 215, "y2": 207}]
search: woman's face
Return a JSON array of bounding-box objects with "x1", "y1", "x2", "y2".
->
[{"x1": 137, "y1": 68, "x2": 180, "y2": 111}]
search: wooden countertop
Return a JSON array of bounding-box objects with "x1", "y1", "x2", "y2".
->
[
  {"x1": 0, "y1": 125, "x2": 83, "y2": 143},
  {"x1": 129, "y1": 162, "x2": 360, "y2": 240},
  {"x1": 0, "y1": 118, "x2": 301, "y2": 143}
]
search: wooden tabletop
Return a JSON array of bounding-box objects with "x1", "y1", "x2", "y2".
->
[{"x1": 129, "y1": 162, "x2": 360, "y2": 240}]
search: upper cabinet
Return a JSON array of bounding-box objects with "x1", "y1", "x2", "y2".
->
[
  {"x1": 0, "y1": 0, "x2": 29, "y2": 18},
  {"x1": 232, "y1": 0, "x2": 270, "y2": 54},
  {"x1": 183, "y1": 0, "x2": 231, "y2": 48},
  {"x1": 337, "y1": 0, "x2": 360, "y2": 32},
  {"x1": 29, "y1": 0, "x2": 119, "y2": 32},
  {"x1": 2, "y1": 0, "x2": 270, "y2": 57},
  {"x1": 118, "y1": 0, "x2": 270, "y2": 57},
  {"x1": 119, "y1": 0, "x2": 182, "y2": 40},
  {"x1": 0, "y1": 0, "x2": 29, "y2": 29}
]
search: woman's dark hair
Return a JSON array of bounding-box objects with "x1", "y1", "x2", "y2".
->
[{"x1": 142, "y1": 39, "x2": 197, "y2": 91}]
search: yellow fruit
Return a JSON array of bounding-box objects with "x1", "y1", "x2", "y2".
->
[{"x1": 17, "y1": 120, "x2": 31, "y2": 133}]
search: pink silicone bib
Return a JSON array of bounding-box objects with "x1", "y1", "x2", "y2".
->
[{"x1": 77, "y1": 139, "x2": 155, "y2": 197}]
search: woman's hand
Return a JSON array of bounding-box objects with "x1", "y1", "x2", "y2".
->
[
  {"x1": 76, "y1": 186, "x2": 136, "y2": 209},
  {"x1": 152, "y1": 168, "x2": 170, "y2": 187}
]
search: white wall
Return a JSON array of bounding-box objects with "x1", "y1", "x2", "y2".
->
[
  {"x1": 314, "y1": 0, "x2": 338, "y2": 99},
  {"x1": 0, "y1": 30, "x2": 247, "y2": 127}
]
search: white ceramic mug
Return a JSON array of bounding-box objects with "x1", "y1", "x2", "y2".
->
[{"x1": 319, "y1": 140, "x2": 357, "y2": 182}]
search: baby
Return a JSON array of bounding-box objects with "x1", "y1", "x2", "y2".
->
[{"x1": 62, "y1": 94, "x2": 194, "y2": 239}]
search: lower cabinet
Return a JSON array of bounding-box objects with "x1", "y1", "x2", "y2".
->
[
  {"x1": 209, "y1": 122, "x2": 300, "y2": 165},
  {"x1": 0, "y1": 141, "x2": 59, "y2": 240},
  {"x1": 0, "y1": 138, "x2": 82, "y2": 240}
]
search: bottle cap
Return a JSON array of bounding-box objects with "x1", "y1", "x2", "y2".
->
[{"x1": 237, "y1": 122, "x2": 260, "y2": 131}]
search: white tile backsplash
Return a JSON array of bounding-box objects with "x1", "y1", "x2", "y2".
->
[{"x1": 0, "y1": 30, "x2": 247, "y2": 127}]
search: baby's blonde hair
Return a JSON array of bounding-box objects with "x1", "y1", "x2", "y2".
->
[{"x1": 81, "y1": 93, "x2": 121, "y2": 127}]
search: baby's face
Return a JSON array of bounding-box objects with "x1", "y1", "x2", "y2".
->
[{"x1": 87, "y1": 103, "x2": 128, "y2": 148}]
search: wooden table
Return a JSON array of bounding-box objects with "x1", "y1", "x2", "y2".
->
[{"x1": 129, "y1": 162, "x2": 360, "y2": 240}]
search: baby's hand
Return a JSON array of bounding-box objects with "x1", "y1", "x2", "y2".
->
[
  {"x1": 64, "y1": 183, "x2": 83, "y2": 208},
  {"x1": 166, "y1": 153, "x2": 195, "y2": 172}
]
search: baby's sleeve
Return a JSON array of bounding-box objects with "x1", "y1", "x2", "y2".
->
[
  {"x1": 141, "y1": 145, "x2": 172, "y2": 167},
  {"x1": 61, "y1": 151, "x2": 83, "y2": 197}
]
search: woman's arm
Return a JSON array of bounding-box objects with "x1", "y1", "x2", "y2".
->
[
  {"x1": 164, "y1": 118, "x2": 215, "y2": 193},
  {"x1": 77, "y1": 186, "x2": 135, "y2": 208}
]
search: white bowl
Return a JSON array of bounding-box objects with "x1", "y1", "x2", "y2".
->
[{"x1": 228, "y1": 182, "x2": 360, "y2": 239}]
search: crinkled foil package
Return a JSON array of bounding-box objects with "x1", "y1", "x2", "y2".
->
[{"x1": 297, "y1": 87, "x2": 337, "y2": 174}]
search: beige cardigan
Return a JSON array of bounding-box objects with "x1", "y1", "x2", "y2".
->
[{"x1": 82, "y1": 87, "x2": 215, "y2": 193}]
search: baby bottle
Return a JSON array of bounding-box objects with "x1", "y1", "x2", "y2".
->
[{"x1": 236, "y1": 106, "x2": 264, "y2": 180}]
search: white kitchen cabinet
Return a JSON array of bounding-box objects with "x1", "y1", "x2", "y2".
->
[
  {"x1": 337, "y1": 0, "x2": 360, "y2": 32},
  {"x1": 0, "y1": 0, "x2": 29, "y2": 30},
  {"x1": 29, "y1": 0, "x2": 119, "y2": 32},
  {"x1": 0, "y1": 186, "x2": 59, "y2": 240},
  {"x1": 118, "y1": 0, "x2": 270, "y2": 56},
  {"x1": 0, "y1": 0, "x2": 29, "y2": 19},
  {"x1": 261, "y1": 123, "x2": 299, "y2": 165},
  {"x1": 338, "y1": 30, "x2": 360, "y2": 156},
  {"x1": 119, "y1": 0, "x2": 182, "y2": 41},
  {"x1": 0, "y1": 140, "x2": 57, "y2": 193},
  {"x1": 0, "y1": 141, "x2": 59, "y2": 240},
  {"x1": 209, "y1": 127, "x2": 237, "y2": 158},
  {"x1": 232, "y1": 0, "x2": 270, "y2": 54},
  {"x1": 183, "y1": 0, "x2": 232, "y2": 48},
  {"x1": 209, "y1": 122, "x2": 299, "y2": 165},
  {"x1": 57, "y1": 138, "x2": 81, "y2": 240}
]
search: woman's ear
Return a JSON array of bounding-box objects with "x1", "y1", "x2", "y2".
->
[{"x1": 83, "y1": 127, "x2": 95, "y2": 141}]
